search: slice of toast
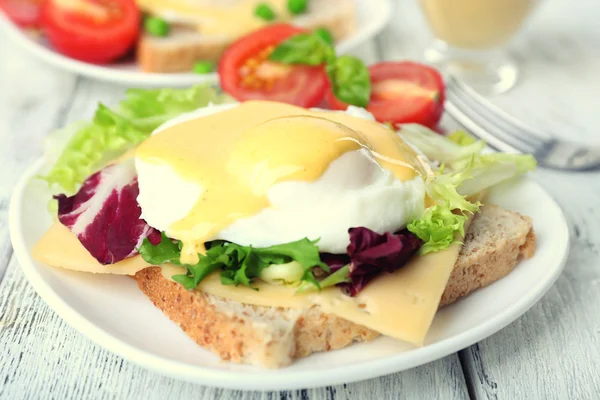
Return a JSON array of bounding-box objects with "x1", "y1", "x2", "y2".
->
[
  {"x1": 133, "y1": 205, "x2": 535, "y2": 368},
  {"x1": 137, "y1": 0, "x2": 357, "y2": 73}
]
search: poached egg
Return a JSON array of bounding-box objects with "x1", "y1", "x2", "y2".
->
[{"x1": 135, "y1": 101, "x2": 429, "y2": 264}]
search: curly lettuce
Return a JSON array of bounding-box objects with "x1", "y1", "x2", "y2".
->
[
  {"x1": 405, "y1": 127, "x2": 537, "y2": 254},
  {"x1": 399, "y1": 124, "x2": 485, "y2": 168},
  {"x1": 457, "y1": 153, "x2": 537, "y2": 196},
  {"x1": 42, "y1": 86, "x2": 228, "y2": 194},
  {"x1": 407, "y1": 205, "x2": 468, "y2": 255},
  {"x1": 139, "y1": 234, "x2": 329, "y2": 291}
]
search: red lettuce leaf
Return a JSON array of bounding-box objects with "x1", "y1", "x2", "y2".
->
[
  {"x1": 54, "y1": 160, "x2": 160, "y2": 265},
  {"x1": 324, "y1": 228, "x2": 422, "y2": 296}
]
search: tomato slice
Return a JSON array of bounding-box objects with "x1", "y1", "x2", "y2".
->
[
  {"x1": 40, "y1": 0, "x2": 140, "y2": 64},
  {"x1": 218, "y1": 24, "x2": 328, "y2": 108},
  {"x1": 0, "y1": 0, "x2": 42, "y2": 27},
  {"x1": 327, "y1": 61, "x2": 445, "y2": 129}
]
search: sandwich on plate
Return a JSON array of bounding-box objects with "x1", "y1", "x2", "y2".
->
[
  {"x1": 137, "y1": 0, "x2": 357, "y2": 72},
  {"x1": 33, "y1": 80, "x2": 536, "y2": 367}
]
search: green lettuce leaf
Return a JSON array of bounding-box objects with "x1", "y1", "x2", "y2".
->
[
  {"x1": 399, "y1": 124, "x2": 485, "y2": 167},
  {"x1": 137, "y1": 232, "x2": 182, "y2": 266},
  {"x1": 407, "y1": 137, "x2": 536, "y2": 254},
  {"x1": 42, "y1": 86, "x2": 227, "y2": 195},
  {"x1": 118, "y1": 86, "x2": 227, "y2": 131},
  {"x1": 296, "y1": 264, "x2": 350, "y2": 293},
  {"x1": 407, "y1": 204, "x2": 468, "y2": 255},
  {"x1": 426, "y1": 161, "x2": 481, "y2": 214},
  {"x1": 408, "y1": 159, "x2": 480, "y2": 253},
  {"x1": 447, "y1": 130, "x2": 478, "y2": 146},
  {"x1": 138, "y1": 235, "x2": 328, "y2": 291},
  {"x1": 457, "y1": 153, "x2": 537, "y2": 196},
  {"x1": 259, "y1": 261, "x2": 305, "y2": 286}
]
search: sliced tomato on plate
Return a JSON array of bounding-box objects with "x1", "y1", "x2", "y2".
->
[
  {"x1": 40, "y1": 0, "x2": 140, "y2": 64},
  {"x1": 327, "y1": 61, "x2": 445, "y2": 128},
  {"x1": 0, "y1": 0, "x2": 42, "y2": 27},
  {"x1": 219, "y1": 24, "x2": 328, "y2": 108}
]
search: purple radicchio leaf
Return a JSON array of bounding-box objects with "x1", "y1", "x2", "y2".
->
[
  {"x1": 321, "y1": 253, "x2": 350, "y2": 273},
  {"x1": 333, "y1": 227, "x2": 422, "y2": 297},
  {"x1": 54, "y1": 160, "x2": 161, "y2": 265}
]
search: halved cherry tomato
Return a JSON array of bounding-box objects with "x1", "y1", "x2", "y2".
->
[
  {"x1": 40, "y1": 0, "x2": 140, "y2": 64},
  {"x1": 218, "y1": 24, "x2": 328, "y2": 108},
  {"x1": 0, "y1": 0, "x2": 42, "y2": 27},
  {"x1": 326, "y1": 61, "x2": 445, "y2": 128}
]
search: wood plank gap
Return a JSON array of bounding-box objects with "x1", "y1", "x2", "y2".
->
[
  {"x1": 0, "y1": 248, "x2": 14, "y2": 288},
  {"x1": 373, "y1": 34, "x2": 386, "y2": 63},
  {"x1": 458, "y1": 349, "x2": 478, "y2": 400},
  {"x1": 51, "y1": 76, "x2": 82, "y2": 128},
  {"x1": 459, "y1": 345, "x2": 498, "y2": 400}
]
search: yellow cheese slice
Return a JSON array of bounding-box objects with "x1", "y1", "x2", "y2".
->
[
  {"x1": 33, "y1": 223, "x2": 150, "y2": 275},
  {"x1": 33, "y1": 222, "x2": 460, "y2": 345}
]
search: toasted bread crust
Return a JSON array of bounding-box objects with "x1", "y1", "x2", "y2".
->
[
  {"x1": 134, "y1": 205, "x2": 535, "y2": 367},
  {"x1": 138, "y1": 30, "x2": 228, "y2": 73},
  {"x1": 440, "y1": 206, "x2": 535, "y2": 306},
  {"x1": 135, "y1": 268, "x2": 378, "y2": 367}
]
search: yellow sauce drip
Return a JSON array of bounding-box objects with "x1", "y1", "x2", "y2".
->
[
  {"x1": 135, "y1": 0, "x2": 290, "y2": 37},
  {"x1": 136, "y1": 101, "x2": 425, "y2": 264}
]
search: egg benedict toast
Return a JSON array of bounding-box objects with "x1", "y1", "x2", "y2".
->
[
  {"x1": 34, "y1": 89, "x2": 536, "y2": 368},
  {"x1": 136, "y1": 0, "x2": 356, "y2": 73}
]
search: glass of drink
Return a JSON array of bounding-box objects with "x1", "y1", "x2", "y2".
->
[{"x1": 419, "y1": 0, "x2": 539, "y2": 95}]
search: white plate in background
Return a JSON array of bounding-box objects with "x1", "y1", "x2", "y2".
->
[
  {"x1": 9, "y1": 158, "x2": 568, "y2": 390},
  {"x1": 0, "y1": 0, "x2": 392, "y2": 88}
]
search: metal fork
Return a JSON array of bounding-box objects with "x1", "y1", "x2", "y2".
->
[{"x1": 444, "y1": 76, "x2": 600, "y2": 171}]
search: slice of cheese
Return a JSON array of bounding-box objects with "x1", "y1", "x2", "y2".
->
[
  {"x1": 33, "y1": 223, "x2": 150, "y2": 275},
  {"x1": 33, "y1": 222, "x2": 460, "y2": 345}
]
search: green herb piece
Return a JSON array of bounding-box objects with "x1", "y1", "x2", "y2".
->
[
  {"x1": 326, "y1": 55, "x2": 371, "y2": 107},
  {"x1": 269, "y1": 32, "x2": 370, "y2": 107},
  {"x1": 314, "y1": 27, "x2": 333, "y2": 46},
  {"x1": 144, "y1": 16, "x2": 170, "y2": 37},
  {"x1": 288, "y1": 0, "x2": 308, "y2": 15},
  {"x1": 255, "y1": 3, "x2": 276, "y2": 21},
  {"x1": 193, "y1": 61, "x2": 215, "y2": 74},
  {"x1": 269, "y1": 32, "x2": 335, "y2": 65}
]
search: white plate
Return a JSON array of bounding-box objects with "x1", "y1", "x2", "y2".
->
[
  {"x1": 0, "y1": 0, "x2": 391, "y2": 87},
  {"x1": 9, "y1": 159, "x2": 568, "y2": 390}
]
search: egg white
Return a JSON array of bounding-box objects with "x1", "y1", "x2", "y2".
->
[{"x1": 136, "y1": 104, "x2": 426, "y2": 253}]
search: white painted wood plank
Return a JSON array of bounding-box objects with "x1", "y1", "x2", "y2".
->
[
  {"x1": 461, "y1": 169, "x2": 600, "y2": 400},
  {"x1": 0, "y1": 38, "x2": 76, "y2": 283}
]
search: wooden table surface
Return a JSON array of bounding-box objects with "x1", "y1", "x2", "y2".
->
[{"x1": 1, "y1": 1, "x2": 599, "y2": 399}]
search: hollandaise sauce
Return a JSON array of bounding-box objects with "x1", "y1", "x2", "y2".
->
[{"x1": 135, "y1": 101, "x2": 426, "y2": 264}]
